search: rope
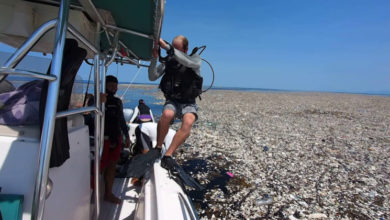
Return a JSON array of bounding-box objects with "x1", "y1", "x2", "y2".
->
[
  {"x1": 120, "y1": 66, "x2": 142, "y2": 100},
  {"x1": 116, "y1": 62, "x2": 119, "y2": 78}
]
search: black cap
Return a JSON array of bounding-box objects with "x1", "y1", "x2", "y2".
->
[
  {"x1": 106, "y1": 75, "x2": 118, "y2": 83},
  {"x1": 139, "y1": 99, "x2": 144, "y2": 104}
]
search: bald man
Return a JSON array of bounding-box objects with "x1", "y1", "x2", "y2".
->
[{"x1": 127, "y1": 36, "x2": 202, "y2": 179}]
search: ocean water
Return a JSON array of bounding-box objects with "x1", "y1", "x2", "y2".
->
[
  {"x1": 10, "y1": 80, "x2": 164, "y2": 118},
  {"x1": 9, "y1": 80, "x2": 390, "y2": 119},
  {"x1": 117, "y1": 86, "x2": 164, "y2": 117},
  {"x1": 79, "y1": 82, "x2": 164, "y2": 117},
  {"x1": 212, "y1": 86, "x2": 390, "y2": 97}
]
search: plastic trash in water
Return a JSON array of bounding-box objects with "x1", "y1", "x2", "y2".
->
[
  {"x1": 263, "y1": 146, "x2": 269, "y2": 152},
  {"x1": 226, "y1": 172, "x2": 234, "y2": 178},
  {"x1": 256, "y1": 194, "x2": 273, "y2": 205}
]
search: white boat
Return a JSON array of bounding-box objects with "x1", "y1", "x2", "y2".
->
[{"x1": 0, "y1": 0, "x2": 199, "y2": 219}]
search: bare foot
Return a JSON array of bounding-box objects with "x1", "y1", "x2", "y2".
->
[
  {"x1": 104, "y1": 194, "x2": 121, "y2": 204},
  {"x1": 131, "y1": 178, "x2": 139, "y2": 184},
  {"x1": 131, "y1": 178, "x2": 142, "y2": 187}
]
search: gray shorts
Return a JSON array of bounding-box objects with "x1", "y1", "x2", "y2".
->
[{"x1": 163, "y1": 100, "x2": 198, "y2": 120}]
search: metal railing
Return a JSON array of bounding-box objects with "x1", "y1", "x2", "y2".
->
[
  {"x1": 93, "y1": 23, "x2": 102, "y2": 218},
  {"x1": 0, "y1": 68, "x2": 57, "y2": 81},
  {"x1": 0, "y1": 1, "x2": 105, "y2": 219},
  {"x1": 68, "y1": 24, "x2": 99, "y2": 54},
  {"x1": 0, "y1": 0, "x2": 166, "y2": 219},
  {"x1": 0, "y1": 19, "x2": 57, "y2": 82},
  {"x1": 56, "y1": 106, "x2": 102, "y2": 119},
  {"x1": 31, "y1": 0, "x2": 70, "y2": 219}
]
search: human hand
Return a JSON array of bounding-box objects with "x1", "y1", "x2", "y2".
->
[
  {"x1": 152, "y1": 41, "x2": 159, "y2": 58},
  {"x1": 100, "y1": 93, "x2": 107, "y2": 103},
  {"x1": 125, "y1": 138, "x2": 130, "y2": 148},
  {"x1": 152, "y1": 47, "x2": 158, "y2": 58}
]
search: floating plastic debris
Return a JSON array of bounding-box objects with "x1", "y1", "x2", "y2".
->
[
  {"x1": 173, "y1": 91, "x2": 390, "y2": 219},
  {"x1": 256, "y1": 194, "x2": 273, "y2": 205},
  {"x1": 308, "y1": 213, "x2": 327, "y2": 219}
]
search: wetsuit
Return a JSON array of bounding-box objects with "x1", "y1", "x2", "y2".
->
[
  {"x1": 129, "y1": 103, "x2": 154, "y2": 123},
  {"x1": 101, "y1": 94, "x2": 129, "y2": 169}
]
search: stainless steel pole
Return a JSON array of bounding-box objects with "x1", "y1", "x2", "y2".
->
[
  {"x1": 56, "y1": 106, "x2": 102, "y2": 119},
  {"x1": 100, "y1": 63, "x2": 106, "y2": 158},
  {"x1": 31, "y1": 0, "x2": 70, "y2": 219},
  {"x1": 105, "y1": 24, "x2": 153, "y2": 40},
  {"x1": 68, "y1": 24, "x2": 98, "y2": 54},
  {"x1": 2, "y1": 19, "x2": 57, "y2": 69},
  {"x1": 93, "y1": 22, "x2": 101, "y2": 220},
  {"x1": 0, "y1": 68, "x2": 57, "y2": 81},
  {"x1": 0, "y1": 19, "x2": 57, "y2": 82}
]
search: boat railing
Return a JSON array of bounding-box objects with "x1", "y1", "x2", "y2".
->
[
  {"x1": 0, "y1": 2, "x2": 104, "y2": 219},
  {"x1": 56, "y1": 106, "x2": 102, "y2": 119},
  {"x1": 0, "y1": 68, "x2": 57, "y2": 81},
  {"x1": 31, "y1": 1, "x2": 71, "y2": 219},
  {"x1": 0, "y1": 0, "x2": 165, "y2": 219},
  {"x1": 0, "y1": 19, "x2": 57, "y2": 78}
]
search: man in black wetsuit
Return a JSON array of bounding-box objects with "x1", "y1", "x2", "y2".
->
[{"x1": 101, "y1": 75, "x2": 130, "y2": 204}]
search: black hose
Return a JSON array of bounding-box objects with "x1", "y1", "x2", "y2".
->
[
  {"x1": 201, "y1": 58, "x2": 215, "y2": 93},
  {"x1": 84, "y1": 59, "x2": 94, "y2": 66}
]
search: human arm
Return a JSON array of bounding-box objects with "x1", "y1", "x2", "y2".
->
[
  {"x1": 100, "y1": 93, "x2": 107, "y2": 103},
  {"x1": 118, "y1": 100, "x2": 130, "y2": 147},
  {"x1": 159, "y1": 38, "x2": 201, "y2": 70},
  {"x1": 148, "y1": 61, "x2": 165, "y2": 81},
  {"x1": 149, "y1": 109, "x2": 154, "y2": 123},
  {"x1": 173, "y1": 48, "x2": 201, "y2": 70},
  {"x1": 129, "y1": 107, "x2": 139, "y2": 123},
  {"x1": 161, "y1": 39, "x2": 201, "y2": 75},
  {"x1": 148, "y1": 39, "x2": 166, "y2": 81}
]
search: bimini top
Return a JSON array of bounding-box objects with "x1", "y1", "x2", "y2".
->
[
  {"x1": 0, "y1": 0, "x2": 164, "y2": 62},
  {"x1": 69, "y1": 0, "x2": 164, "y2": 61}
]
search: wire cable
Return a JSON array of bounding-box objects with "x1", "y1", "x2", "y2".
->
[
  {"x1": 82, "y1": 61, "x2": 94, "y2": 106},
  {"x1": 120, "y1": 67, "x2": 142, "y2": 100}
]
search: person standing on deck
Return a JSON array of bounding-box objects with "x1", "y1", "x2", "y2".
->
[
  {"x1": 101, "y1": 75, "x2": 130, "y2": 204},
  {"x1": 129, "y1": 99, "x2": 154, "y2": 123},
  {"x1": 150, "y1": 35, "x2": 202, "y2": 163}
]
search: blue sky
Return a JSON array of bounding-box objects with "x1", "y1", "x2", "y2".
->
[
  {"x1": 159, "y1": 0, "x2": 390, "y2": 93},
  {"x1": 1, "y1": 0, "x2": 390, "y2": 93}
]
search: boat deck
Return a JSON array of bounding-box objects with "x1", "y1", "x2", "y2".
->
[{"x1": 99, "y1": 178, "x2": 141, "y2": 220}]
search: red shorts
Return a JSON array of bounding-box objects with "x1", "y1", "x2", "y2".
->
[{"x1": 100, "y1": 137, "x2": 122, "y2": 171}]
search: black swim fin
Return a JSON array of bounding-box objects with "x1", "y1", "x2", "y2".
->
[
  {"x1": 161, "y1": 156, "x2": 205, "y2": 191},
  {"x1": 126, "y1": 148, "x2": 161, "y2": 178}
]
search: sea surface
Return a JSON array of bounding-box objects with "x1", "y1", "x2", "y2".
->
[
  {"x1": 78, "y1": 82, "x2": 164, "y2": 117},
  {"x1": 9, "y1": 79, "x2": 164, "y2": 117},
  {"x1": 9, "y1": 79, "x2": 390, "y2": 118}
]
